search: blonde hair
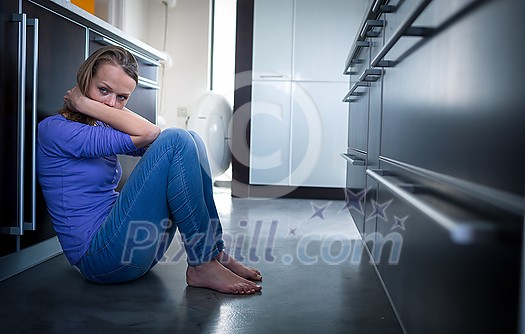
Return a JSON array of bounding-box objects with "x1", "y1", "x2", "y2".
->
[{"x1": 60, "y1": 45, "x2": 138, "y2": 125}]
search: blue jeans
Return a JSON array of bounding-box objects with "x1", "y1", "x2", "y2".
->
[{"x1": 76, "y1": 128, "x2": 225, "y2": 284}]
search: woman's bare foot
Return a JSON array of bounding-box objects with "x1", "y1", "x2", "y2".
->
[
  {"x1": 186, "y1": 259, "x2": 262, "y2": 295},
  {"x1": 216, "y1": 251, "x2": 263, "y2": 281}
]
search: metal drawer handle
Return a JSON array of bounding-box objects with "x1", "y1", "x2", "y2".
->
[
  {"x1": 343, "y1": 41, "x2": 370, "y2": 75},
  {"x1": 372, "y1": 0, "x2": 396, "y2": 14},
  {"x1": 366, "y1": 169, "x2": 497, "y2": 245},
  {"x1": 10, "y1": 13, "x2": 27, "y2": 235},
  {"x1": 6, "y1": 15, "x2": 38, "y2": 235},
  {"x1": 259, "y1": 75, "x2": 284, "y2": 78},
  {"x1": 371, "y1": 0, "x2": 434, "y2": 68},
  {"x1": 138, "y1": 77, "x2": 160, "y2": 90},
  {"x1": 342, "y1": 81, "x2": 369, "y2": 102},
  {"x1": 344, "y1": 0, "x2": 388, "y2": 74},
  {"x1": 360, "y1": 19, "x2": 384, "y2": 38},
  {"x1": 340, "y1": 153, "x2": 366, "y2": 166},
  {"x1": 359, "y1": 68, "x2": 382, "y2": 82},
  {"x1": 25, "y1": 17, "x2": 39, "y2": 232}
]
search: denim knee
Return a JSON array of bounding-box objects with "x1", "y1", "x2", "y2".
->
[
  {"x1": 152, "y1": 128, "x2": 199, "y2": 156},
  {"x1": 158, "y1": 127, "x2": 194, "y2": 145},
  {"x1": 187, "y1": 130, "x2": 203, "y2": 143}
]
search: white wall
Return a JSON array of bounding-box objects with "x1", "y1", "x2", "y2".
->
[
  {"x1": 121, "y1": 0, "x2": 150, "y2": 42},
  {"x1": 148, "y1": 0, "x2": 212, "y2": 129},
  {"x1": 116, "y1": 0, "x2": 211, "y2": 129}
]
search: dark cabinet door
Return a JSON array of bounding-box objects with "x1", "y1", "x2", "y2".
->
[
  {"x1": 20, "y1": 0, "x2": 87, "y2": 249},
  {"x1": 347, "y1": 46, "x2": 370, "y2": 154},
  {"x1": 25, "y1": 1, "x2": 86, "y2": 120},
  {"x1": 369, "y1": 161, "x2": 522, "y2": 333},
  {"x1": 0, "y1": 0, "x2": 87, "y2": 257},
  {"x1": 380, "y1": 0, "x2": 525, "y2": 197},
  {"x1": 0, "y1": 0, "x2": 24, "y2": 257}
]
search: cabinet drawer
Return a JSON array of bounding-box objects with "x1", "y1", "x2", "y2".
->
[
  {"x1": 126, "y1": 85, "x2": 157, "y2": 124},
  {"x1": 368, "y1": 161, "x2": 522, "y2": 333},
  {"x1": 252, "y1": 0, "x2": 294, "y2": 80},
  {"x1": 294, "y1": 0, "x2": 367, "y2": 82},
  {"x1": 290, "y1": 82, "x2": 348, "y2": 187},
  {"x1": 250, "y1": 81, "x2": 292, "y2": 185},
  {"x1": 346, "y1": 82, "x2": 369, "y2": 153},
  {"x1": 343, "y1": 150, "x2": 366, "y2": 190},
  {"x1": 380, "y1": 0, "x2": 525, "y2": 197},
  {"x1": 89, "y1": 31, "x2": 160, "y2": 84}
]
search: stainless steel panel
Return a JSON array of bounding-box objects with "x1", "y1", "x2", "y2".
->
[
  {"x1": 381, "y1": 0, "x2": 525, "y2": 196},
  {"x1": 373, "y1": 159, "x2": 522, "y2": 333}
]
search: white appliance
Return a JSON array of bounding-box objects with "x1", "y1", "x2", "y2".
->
[{"x1": 187, "y1": 92, "x2": 232, "y2": 179}]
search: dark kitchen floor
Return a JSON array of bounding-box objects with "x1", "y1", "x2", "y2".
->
[{"x1": 0, "y1": 187, "x2": 402, "y2": 333}]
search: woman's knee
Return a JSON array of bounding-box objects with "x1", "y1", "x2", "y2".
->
[
  {"x1": 156, "y1": 128, "x2": 195, "y2": 148},
  {"x1": 159, "y1": 127, "x2": 191, "y2": 140},
  {"x1": 187, "y1": 130, "x2": 206, "y2": 148}
]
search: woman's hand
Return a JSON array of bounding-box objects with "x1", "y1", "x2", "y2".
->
[{"x1": 63, "y1": 86, "x2": 87, "y2": 113}]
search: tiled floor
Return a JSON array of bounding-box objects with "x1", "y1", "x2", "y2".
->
[{"x1": 0, "y1": 187, "x2": 402, "y2": 333}]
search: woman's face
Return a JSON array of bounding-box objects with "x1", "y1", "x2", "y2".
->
[{"x1": 87, "y1": 62, "x2": 137, "y2": 110}]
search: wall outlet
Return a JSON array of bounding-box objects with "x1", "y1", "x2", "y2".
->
[{"x1": 177, "y1": 107, "x2": 188, "y2": 117}]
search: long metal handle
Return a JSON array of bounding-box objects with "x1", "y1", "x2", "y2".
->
[
  {"x1": 370, "y1": 0, "x2": 433, "y2": 68},
  {"x1": 359, "y1": 68, "x2": 382, "y2": 82},
  {"x1": 259, "y1": 75, "x2": 285, "y2": 79},
  {"x1": 366, "y1": 169, "x2": 498, "y2": 244},
  {"x1": 11, "y1": 14, "x2": 27, "y2": 236},
  {"x1": 93, "y1": 36, "x2": 160, "y2": 67},
  {"x1": 24, "y1": 18, "x2": 39, "y2": 231},
  {"x1": 340, "y1": 153, "x2": 366, "y2": 166}
]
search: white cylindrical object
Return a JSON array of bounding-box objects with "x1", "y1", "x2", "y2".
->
[{"x1": 187, "y1": 93, "x2": 232, "y2": 179}]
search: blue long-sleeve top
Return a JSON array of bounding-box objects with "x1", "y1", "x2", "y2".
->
[{"x1": 36, "y1": 114, "x2": 146, "y2": 265}]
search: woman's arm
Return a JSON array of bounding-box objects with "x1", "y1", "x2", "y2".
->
[{"x1": 64, "y1": 86, "x2": 160, "y2": 148}]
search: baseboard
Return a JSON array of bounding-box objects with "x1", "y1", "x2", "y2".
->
[
  {"x1": 0, "y1": 237, "x2": 63, "y2": 282},
  {"x1": 232, "y1": 183, "x2": 346, "y2": 200}
]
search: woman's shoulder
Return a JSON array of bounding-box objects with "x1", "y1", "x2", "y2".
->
[
  {"x1": 38, "y1": 114, "x2": 83, "y2": 142},
  {"x1": 39, "y1": 114, "x2": 86, "y2": 132},
  {"x1": 39, "y1": 114, "x2": 67, "y2": 129},
  {"x1": 40, "y1": 114, "x2": 68, "y2": 125}
]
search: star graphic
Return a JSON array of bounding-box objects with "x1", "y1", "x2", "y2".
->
[
  {"x1": 310, "y1": 202, "x2": 330, "y2": 220},
  {"x1": 339, "y1": 188, "x2": 368, "y2": 215},
  {"x1": 391, "y1": 215, "x2": 408, "y2": 231},
  {"x1": 367, "y1": 199, "x2": 393, "y2": 222}
]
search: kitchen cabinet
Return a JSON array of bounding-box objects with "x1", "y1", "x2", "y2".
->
[
  {"x1": 0, "y1": 0, "x2": 87, "y2": 262},
  {"x1": 0, "y1": 0, "x2": 164, "y2": 281},
  {"x1": 380, "y1": 0, "x2": 524, "y2": 197},
  {"x1": 250, "y1": 81, "x2": 348, "y2": 188},
  {"x1": 293, "y1": 0, "x2": 363, "y2": 82},
  {"x1": 245, "y1": 0, "x2": 368, "y2": 194},
  {"x1": 290, "y1": 81, "x2": 348, "y2": 187},
  {"x1": 342, "y1": 0, "x2": 386, "y2": 236},
  {"x1": 343, "y1": 0, "x2": 525, "y2": 332},
  {"x1": 251, "y1": 0, "x2": 293, "y2": 81},
  {"x1": 249, "y1": 81, "x2": 292, "y2": 185},
  {"x1": 369, "y1": 162, "x2": 521, "y2": 333}
]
